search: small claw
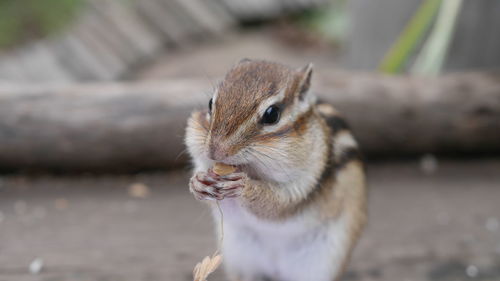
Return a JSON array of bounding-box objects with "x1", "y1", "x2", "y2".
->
[
  {"x1": 190, "y1": 174, "x2": 219, "y2": 201},
  {"x1": 220, "y1": 172, "x2": 246, "y2": 181},
  {"x1": 213, "y1": 181, "x2": 242, "y2": 190},
  {"x1": 193, "y1": 191, "x2": 215, "y2": 201},
  {"x1": 214, "y1": 178, "x2": 245, "y2": 198},
  {"x1": 196, "y1": 173, "x2": 218, "y2": 185},
  {"x1": 190, "y1": 171, "x2": 247, "y2": 201}
]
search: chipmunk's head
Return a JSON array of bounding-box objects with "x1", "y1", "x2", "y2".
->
[{"x1": 186, "y1": 59, "x2": 317, "y2": 180}]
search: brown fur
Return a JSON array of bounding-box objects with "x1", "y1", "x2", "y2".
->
[
  {"x1": 188, "y1": 62, "x2": 365, "y2": 223},
  {"x1": 331, "y1": 160, "x2": 367, "y2": 281},
  {"x1": 252, "y1": 107, "x2": 314, "y2": 142},
  {"x1": 266, "y1": 105, "x2": 366, "y2": 222},
  {"x1": 240, "y1": 106, "x2": 348, "y2": 221},
  {"x1": 186, "y1": 60, "x2": 366, "y2": 281},
  {"x1": 195, "y1": 110, "x2": 209, "y2": 131},
  {"x1": 241, "y1": 109, "x2": 323, "y2": 219},
  {"x1": 231, "y1": 105, "x2": 366, "y2": 280},
  {"x1": 210, "y1": 60, "x2": 306, "y2": 143}
]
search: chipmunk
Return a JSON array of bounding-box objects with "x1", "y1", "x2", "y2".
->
[{"x1": 185, "y1": 59, "x2": 366, "y2": 281}]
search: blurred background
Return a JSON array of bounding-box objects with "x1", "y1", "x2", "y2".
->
[{"x1": 0, "y1": 0, "x2": 499, "y2": 280}]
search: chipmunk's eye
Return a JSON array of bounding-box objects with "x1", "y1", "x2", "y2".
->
[
  {"x1": 261, "y1": 105, "x2": 280, "y2": 125},
  {"x1": 208, "y1": 98, "x2": 213, "y2": 113}
]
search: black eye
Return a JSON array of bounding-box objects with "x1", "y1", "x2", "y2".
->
[
  {"x1": 261, "y1": 105, "x2": 280, "y2": 125},
  {"x1": 208, "y1": 98, "x2": 213, "y2": 113}
]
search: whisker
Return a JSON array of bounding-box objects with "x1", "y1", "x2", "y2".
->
[
  {"x1": 246, "y1": 150, "x2": 273, "y2": 175},
  {"x1": 246, "y1": 147, "x2": 294, "y2": 181},
  {"x1": 249, "y1": 146, "x2": 294, "y2": 180},
  {"x1": 175, "y1": 148, "x2": 189, "y2": 161},
  {"x1": 190, "y1": 119, "x2": 209, "y2": 132}
]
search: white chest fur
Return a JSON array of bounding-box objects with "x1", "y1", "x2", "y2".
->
[{"x1": 216, "y1": 199, "x2": 350, "y2": 281}]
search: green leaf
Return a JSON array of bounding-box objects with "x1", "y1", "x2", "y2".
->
[{"x1": 379, "y1": 0, "x2": 442, "y2": 74}]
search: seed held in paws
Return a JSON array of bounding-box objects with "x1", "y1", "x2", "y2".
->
[{"x1": 213, "y1": 163, "x2": 236, "y2": 176}]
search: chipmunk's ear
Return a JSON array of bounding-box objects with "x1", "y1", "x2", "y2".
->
[{"x1": 297, "y1": 63, "x2": 313, "y2": 100}]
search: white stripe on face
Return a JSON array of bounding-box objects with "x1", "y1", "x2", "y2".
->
[
  {"x1": 207, "y1": 85, "x2": 315, "y2": 161},
  {"x1": 259, "y1": 89, "x2": 314, "y2": 134},
  {"x1": 212, "y1": 88, "x2": 219, "y2": 105},
  {"x1": 214, "y1": 88, "x2": 314, "y2": 140},
  {"x1": 214, "y1": 88, "x2": 288, "y2": 145}
]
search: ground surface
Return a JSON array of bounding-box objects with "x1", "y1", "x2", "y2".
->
[{"x1": 1, "y1": 160, "x2": 500, "y2": 281}]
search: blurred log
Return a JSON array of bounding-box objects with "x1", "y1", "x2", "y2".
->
[
  {"x1": 0, "y1": 72, "x2": 499, "y2": 172},
  {"x1": 0, "y1": 81, "x2": 208, "y2": 172},
  {"x1": 316, "y1": 71, "x2": 500, "y2": 157}
]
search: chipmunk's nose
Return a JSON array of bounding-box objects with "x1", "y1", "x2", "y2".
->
[{"x1": 208, "y1": 137, "x2": 230, "y2": 161}]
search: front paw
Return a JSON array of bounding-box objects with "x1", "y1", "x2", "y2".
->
[{"x1": 189, "y1": 171, "x2": 247, "y2": 201}]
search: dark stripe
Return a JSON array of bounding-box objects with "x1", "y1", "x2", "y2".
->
[
  {"x1": 318, "y1": 134, "x2": 335, "y2": 185},
  {"x1": 314, "y1": 141, "x2": 362, "y2": 196},
  {"x1": 334, "y1": 147, "x2": 363, "y2": 170},
  {"x1": 292, "y1": 107, "x2": 313, "y2": 135},
  {"x1": 257, "y1": 124, "x2": 293, "y2": 140},
  {"x1": 253, "y1": 108, "x2": 313, "y2": 141},
  {"x1": 324, "y1": 115, "x2": 350, "y2": 133},
  {"x1": 298, "y1": 121, "x2": 364, "y2": 213},
  {"x1": 316, "y1": 97, "x2": 326, "y2": 104}
]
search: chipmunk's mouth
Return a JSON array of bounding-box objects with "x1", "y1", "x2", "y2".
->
[
  {"x1": 206, "y1": 147, "x2": 259, "y2": 173},
  {"x1": 211, "y1": 157, "x2": 267, "y2": 180}
]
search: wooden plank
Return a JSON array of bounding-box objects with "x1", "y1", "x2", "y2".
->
[
  {"x1": 52, "y1": 34, "x2": 114, "y2": 81},
  {"x1": 203, "y1": 0, "x2": 237, "y2": 26},
  {"x1": 90, "y1": 0, "x2": 163, "y2": 57},
  {"x1": 175, "y1": 0, "x2": 227, "y2": 34},
  {"x1": 73, "y1": 23, "x2": 125, "y2": 79},
  {"x1": 135, "y1": 0, "x2": 189, "y2": 44},
  {"x1": 16, "y1": 42, "x2": 75, "y2": 82},
  {"x1": 159, "y1": 0, "x2": 205, "y2": 36},
  {"x1": 0, "y1": 56, "x2": 27, "y2": 81},
  {"x1": 81, "y1": 6, "x2": 138, "y2": 65},
  {"x1": 0, "y1": 0, "x2": 332, "y2": 83}
]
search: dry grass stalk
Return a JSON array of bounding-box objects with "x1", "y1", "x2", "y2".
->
[
  {"x1": 193, "y1": 253, "x2": 223, "y2": 281},
  {"x1": 193, "y1": 163, "x2": 233, "y2": 281}
]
